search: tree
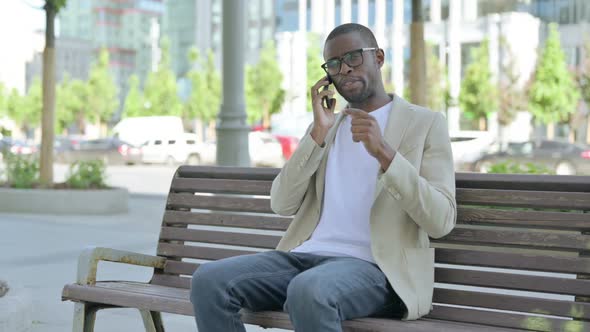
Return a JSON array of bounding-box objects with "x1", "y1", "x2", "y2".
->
[
  {"x1": 122, "y1": 75, "x2": 144, "y2": 118},
  {"x1": 245, "y1": 41, "x2": 285, "y2": 127},
  {"x1": 87, "y1": 49, "x2": 119, "y2": 127},
  {"x1": 56, "y1": 75, "x2": 88, "y2": 134},
  {"x1": 528, "y1": 23, "x2": 580, "y2": 139},
  {"x1": 40, "y1": 0, "x2": 67, "y2": 185},
  {"x1": 307, "y1": 33, "x2": 325, "y2": 112},
  {"x1": 498, "y1": 38, "x2": 526, "y2": 128},
  {"x1": 577, "y1": 42, "x2": 590, "y2": 141},
  {"x1": 185, "y1": 48, "x2": 220, "y2": 126},
  {"x1": 7, "y1": 80, "x2": 42, "y2": 137},
  {"x1": 144, "y1": 37, "x2": 182, "y2": 117},
  {"x1": 425, "y1": 44, "x2": 449, "y2": 112},
  {"x1": 459, "y1": 40, "x2": 498, "y2": 130}
]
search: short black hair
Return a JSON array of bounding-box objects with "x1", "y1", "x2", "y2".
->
[{"x1": 325, "y1": 23, "x2": 379, "y2": 48}]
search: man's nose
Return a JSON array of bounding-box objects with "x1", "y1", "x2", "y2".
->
[{"x1": 339, "y1": 62, "x2": 353, "y2": 75}]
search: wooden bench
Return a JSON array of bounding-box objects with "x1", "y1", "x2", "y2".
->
[{"x1": 62, "y1": 166, "x2": 590, "y2": 331}]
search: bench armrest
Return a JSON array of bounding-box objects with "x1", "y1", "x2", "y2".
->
[{"x1": 76, "y1": 246, "x2": 166, "y2": 285}]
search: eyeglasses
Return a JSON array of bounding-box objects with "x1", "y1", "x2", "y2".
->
[{"x1": 321, "y1": 47, "x2": 379, "y2": 76}]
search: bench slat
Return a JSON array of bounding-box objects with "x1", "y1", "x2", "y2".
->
[
  {"x1": 436, "y1": 267, "x2": 590, "y2": 297},
  {"x1": 163, "y1": 210, "x2": 291, "y2": 231},
  {"x1": 151, "y1": 274, "x2": 191, "y2": 289},
  {"x1": 176, "y1": 166, "x2": 278, "y2": 181},
  {"x1": 162, "y1": 259, "x2": 590, "y2": 298},
  {"x1": 433, "y1": 288, "x2": 590, "y2": 319},
  {"x1": 170, "y1": 178, "x2": 272, "y2": 195},
  {"x1": 159, "y1": 243, "x2": 590, "y2": 275},
  {"x1": 427, "y1": 305, "x2": 588, "y2": 332},
  {"x1": 457, "y1": 188, "x2": 590, "y2": 210},
  {"x1": 436, "y1": 248, "x2": 590, "y2": 274},
  {"x1": 159, "y1": 227, "x2": 280, "y2": 249},
  {"x1": 457, "y1": 207, "x2": 590, "y2": 231},
  {"x1": 166, "y1": 193, "x2": 273, "y2": 214},
  {"x1": 158, "y1": 243, "x2": 258, "y2": 261},
  {"x1": 433, "y1": 227, "x2": 590, "y2": 251}
]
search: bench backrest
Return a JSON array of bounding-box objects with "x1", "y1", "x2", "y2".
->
[{"x1": 153, "y1": 166, "x2": 590, "y2": 331}]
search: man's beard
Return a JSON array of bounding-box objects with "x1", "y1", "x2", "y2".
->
[{"x1": 337, "y1": 80, "x2": 372, "y2": 104}]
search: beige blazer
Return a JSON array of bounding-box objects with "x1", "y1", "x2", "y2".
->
[{"x1": 270, "y1": 94, "x2": 457, "y2": 320}]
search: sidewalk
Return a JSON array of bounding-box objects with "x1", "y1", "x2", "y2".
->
[{"x1": 0, "y1": 194, "x2": 285, "y2": 332}]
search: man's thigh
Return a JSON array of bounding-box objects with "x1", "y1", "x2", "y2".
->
[
  {"x1": 192, "y1": 250, "x2": 303, "y2": 311},
  {"x1": 285, "y1": 257, "x2": 405, "y2": 319}
]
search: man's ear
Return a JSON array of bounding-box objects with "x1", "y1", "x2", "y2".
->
[{"x1": 376, "y1": 48, "x2": 385, "y2": 68}]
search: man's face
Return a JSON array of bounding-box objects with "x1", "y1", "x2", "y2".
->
[{"x1": 323, "y1": 32, "x2": 383, "y2": 104}]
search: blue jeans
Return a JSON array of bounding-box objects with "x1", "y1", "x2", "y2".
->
[{"x1": 190, "y1": 250, "x2": 406, "y2": 332}]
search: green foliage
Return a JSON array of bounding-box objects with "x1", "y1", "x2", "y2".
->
[
  {"x1": 3, "y1": 153, "x2": 39, "y2": 189},
  {"x1": 46, "y1": 0, "x2": 67, "y2": 11},
  {"x1": 56, "y1": 75, "x2": 88, "y2": 134},
  {"x1": 144, "y1": 38, "x2": 183, "y2": 117},
  {"x1": 528, "y1": 24, "x2": 580, "y2": 125},
  {"x1": 65, "y1": 160, "x2": 108, "y2": 189},
  {"x1": 87, "y1": 49, "x2": 119, "y2": 124},
  {"x1": 498, "y1": 38, "x2": 527, "y2": 126},
  {"x1": 122, "y1": 75, "x2": 144, "y2": 118},
  {"x1": 459, "y1": 40, "x2": 498, "y2": 124},
  {"x1": 245, "y1": 41, "x2": 285, "y2": 125},
  {"x1": 426, "y1": 44, "x2": 450, "y2": 112},
  {"x1": 185, "y1": 48, "x2": 220, "y2": 123},
  {"x1": 488, "y1": 161, "x2": 553, "y2": 175},
  {"x1": 307, "y1": 33, "x2": 325, "y2": 112},
  {"x1": 7, "y1": 80, "x2": 42, "y2": 133}
]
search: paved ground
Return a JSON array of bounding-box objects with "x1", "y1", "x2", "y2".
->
[{"x1": 0, "y1": 194, "x2": 286, "y2": 332}]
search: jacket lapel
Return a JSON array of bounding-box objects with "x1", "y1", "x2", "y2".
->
[{"x1": 314, "y1": 94, "x2": 415, "y2": 204}]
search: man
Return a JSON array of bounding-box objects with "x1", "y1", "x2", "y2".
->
[{"x1": 191, "y1": 23, "x2": 456, "y2": 332}]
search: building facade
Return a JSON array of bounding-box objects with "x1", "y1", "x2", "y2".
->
[
  {"x1": 163, "y1": 0, "x2": 276, "y2": 80},
  {"x1": 58, "y1": 0, "x2": 165, "y2": 119}
]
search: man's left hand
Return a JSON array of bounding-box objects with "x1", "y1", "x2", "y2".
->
[{"x1": 345, "y1": 108, "x2": 396, "y2": 171}]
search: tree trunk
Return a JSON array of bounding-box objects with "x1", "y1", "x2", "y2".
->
[
  {"x1": 479, "y1": 117, "x2": 487, "y2": 131},
  {"x1": 40, "y1": 4, "x2": 57, "y2": 186},
  {"x1": 409, "y1": 0, "x2": 426, "y2": 106},
  {"x1": 547, "y1": 122, "x2": 555, "y2": 140}
]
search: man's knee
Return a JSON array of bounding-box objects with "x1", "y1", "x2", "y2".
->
[
  {"x1": 284, "y1": 275, "x2": 333, "y2": 314},
  {"x1": 190, "y1": 261, "x2": 227, "y2": 304}
]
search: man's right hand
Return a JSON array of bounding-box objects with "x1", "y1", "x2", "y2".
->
[{"x1": 310, "y1": 77, "x2": 336, "y2": 146}]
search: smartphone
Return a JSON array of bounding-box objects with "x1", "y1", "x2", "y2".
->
[{"x1": 322, "y1": 75, "x2": 334, "y2": 109}]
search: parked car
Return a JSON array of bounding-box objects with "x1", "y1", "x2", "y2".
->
[
  {"x1": 8, "y1": 140, "x2": 37, "y2": 156},
  {"x1": 63, "y1": 137, "x2": 142, "y2": 165},
  {"x1": 249, "y1": 131, "x2": 284, "y2": 167},
  {"x1": 141, "y1": 133, "x2": 212, "y2": 166},
  {"x1": 449, "y1": 131, "x2": 495, "y2": 171},
  {"x1": 54, "y1": 136, "x2": 84, "y2": 163},
  {"x1": 473, "y1": 139, "x2": 590, "y2": 175},
  {"x1": 273, "y1": 134, "x2": 299, "y2": 161},
  {"x1": 197, "y1": 132, "x2": 284, "y2": 167}
]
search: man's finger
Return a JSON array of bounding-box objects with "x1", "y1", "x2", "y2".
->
[
  {"x1": 344, "y1": 108, "x2": 369, "y2": 118},
  {"x1": 311, "y1": 77, "x2": 331, "y2": 98},
  {"x1": 351, "y1": 119, "x2": 372, "y2": 127}
]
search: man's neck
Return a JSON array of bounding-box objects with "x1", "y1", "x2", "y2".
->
[{"x1": 348, "y1": 91, "x2": 393, "y2": 113}]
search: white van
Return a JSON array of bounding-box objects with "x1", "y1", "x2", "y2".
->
[
  {"x1": 112, "y1": 116, "x2": 184, "y2": 147},
  {"x1": 141, "y1": 133, "x2": 214, "y2": 166}
]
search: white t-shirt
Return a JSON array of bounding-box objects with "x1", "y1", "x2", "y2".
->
[{"x1": 292, "y1": 101, "x2": 393, "y2": 263}]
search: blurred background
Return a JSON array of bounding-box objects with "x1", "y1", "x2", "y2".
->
[
  {"x1": 1, "y1": 2, "x2": 590, "y2": 331},
  {"x1": 0, "y1": 0, "x2": 589, "y2": 181}
]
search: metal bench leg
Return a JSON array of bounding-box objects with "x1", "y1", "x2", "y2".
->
[
  {"x1": 140, "y1": 310, "x2": 165, "y2": 332},
  {"x1": 72, "y1": 303, "x2": 99, "y2": 332}
]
